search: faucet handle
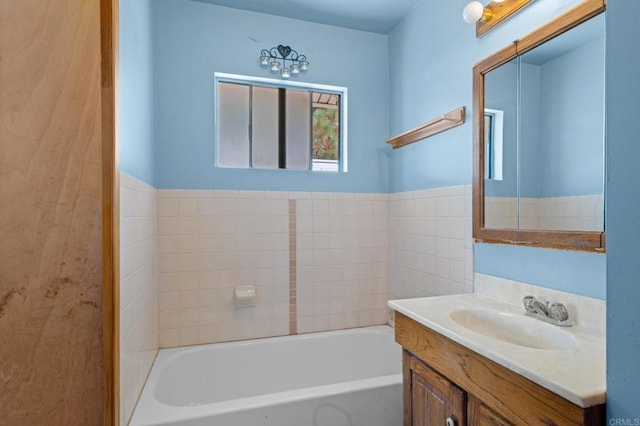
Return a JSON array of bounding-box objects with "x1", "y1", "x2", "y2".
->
[
  {"x1": 549, "y1": 303, "x2": 569, "y2": 322},
  {"x1": 523, "y1": 295, "x2": 537, "y2": 312}
]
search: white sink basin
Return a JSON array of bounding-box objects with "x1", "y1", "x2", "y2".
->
[{"x1": 449, "y1": 309, "x2": 578, "y2": 350}]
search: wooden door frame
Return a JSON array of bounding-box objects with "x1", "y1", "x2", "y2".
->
[{"x1": 100, "y1": 0, "x2": 119, "y2": 424}]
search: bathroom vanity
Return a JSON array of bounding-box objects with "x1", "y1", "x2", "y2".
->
[
  {"x1": 394, "y1": 312, "x2": 604, "y2": 425},
  {"x1": 389, "y1": 276, "x2": 606, "y2": 426}
]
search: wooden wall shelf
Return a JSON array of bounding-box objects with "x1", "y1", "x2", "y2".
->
[{"x1": 386, "y1": 106, "x2": 465, "y2": 149}]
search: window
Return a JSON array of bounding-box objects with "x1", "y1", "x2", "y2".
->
[
  {"x1": 484, "y1": 108, "x2": 503, "y2": 181},
  {"x1": 215, "y1": 73, "x2": 348, "y2": 172}
]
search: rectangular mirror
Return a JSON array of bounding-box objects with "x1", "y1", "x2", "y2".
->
[{"x1": 473, "y1": 0, "x2": 606, "y2": 252}]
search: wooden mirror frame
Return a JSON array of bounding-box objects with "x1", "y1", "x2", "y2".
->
[{"x1": 472, "y1": 0, "x2": 606, "y2": 253}]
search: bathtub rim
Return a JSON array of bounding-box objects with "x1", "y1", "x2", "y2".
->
[{"x1": 130, "y1": 325, "x2": 401, "y2": 426}]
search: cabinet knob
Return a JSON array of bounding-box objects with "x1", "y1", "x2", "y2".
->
[{"x1": 446, "y1": 418, "x2": 456, "y2": 426}]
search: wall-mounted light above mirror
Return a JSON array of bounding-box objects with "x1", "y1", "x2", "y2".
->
[{"x1": 463, "y1": 0, "x2": 534, "y2": 38}]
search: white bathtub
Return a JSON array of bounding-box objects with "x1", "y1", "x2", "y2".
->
[{"x1": 130, "y1": 326, "x2": 402, "y2": 426}]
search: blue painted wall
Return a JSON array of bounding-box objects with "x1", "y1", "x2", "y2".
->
[
  {"x1": 538, "y1": 36, "x2": 604, "y2": 198},
  {"x1": 119, "y1": 0, "x2": 156, "y2": 185},
  {"x1": 153, "y1": 0, "x2": 389, "y2": 192},
  {"x1": 387, "y1": 0, "x2": 605, "y2": 300},
  {"x1": 606, "y1": 0, "x2": 640, "y2": 420},
  {"x1": 475, "y1": 244, "x2": 605, "y2": 299},
  {"x1": 519, "y1": 63, "x2": 543, "y2": 198}
]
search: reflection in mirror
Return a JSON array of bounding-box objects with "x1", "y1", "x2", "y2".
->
[
  {"x1": 520, "y1": 14, "x2": 604, "y2": 232},
  {"x1": 484, "y1": 109, "x2": 504, "y2": 182},
  {"x1": 483, "y1": 58, "x2": 517, "y2": 229},
  {"x1": 483, "y1": 14, "x2": 605, "y2": 232}
]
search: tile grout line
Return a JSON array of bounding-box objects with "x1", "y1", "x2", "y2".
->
[{"x1": 288, "y1": 199, "x2": 298, "y2": 335}]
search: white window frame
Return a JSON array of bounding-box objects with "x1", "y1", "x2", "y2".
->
[
  {"x1": 484, "y1": 108, "x2": 504, "y2": 181},
  {"x1": 214, "y1": 72, "x2": 349, "y2": 172}
]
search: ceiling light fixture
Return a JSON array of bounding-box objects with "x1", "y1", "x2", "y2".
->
[{"x1": 259, "y1": 45, "x2": 309, "y2": 79}]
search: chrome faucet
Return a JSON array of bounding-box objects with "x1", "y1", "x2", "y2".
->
[{"x1": 523, "y1": 296, "x2": 572, "y2": 327}]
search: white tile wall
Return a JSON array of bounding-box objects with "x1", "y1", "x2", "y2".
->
[
  {"x1": 388, "y1": 185, "x2": 474, "y2": 301},
  {"x1": 538, "y1": 195, "x2": 604, "y2": 231},
  {"x1": 484, "y1": 195, "x2": 604, "y2": 231},
  {"x1": 519, "y1": 197, "x2": 541, "y2": 230},
  {"x1": 156, "y1": 185, "x2": 481, "y2": 346},
  {"x1": 484, "y1": 196, "x2": 518, "y2": 229},
  {"x1": 295, "y1": 192, "x2": 389, "y2": 333},
  {"x1": 157, "y1": 190, "x2": 390, "y2": 347},
  {"x1": 158, "y1": 190, "x2": 292, "y2": 347},
  {"x1": 120, "y1": 173, "x2": 159, "y2": 425}
]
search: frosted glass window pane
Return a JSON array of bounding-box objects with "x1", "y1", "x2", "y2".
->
[
  {"x1": 252, "y1": 86, "x2": 279, "y2": 169},
  {"x1": 286, "y1": 90, "x2": 311, "y2": 170},
  {"x1": 218, "y1": 82, "x2": 249, "y2": 167}
]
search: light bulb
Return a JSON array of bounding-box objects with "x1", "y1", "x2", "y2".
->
[{"x1": 463, "y1": 1, "x2": 485, "y2": 23}]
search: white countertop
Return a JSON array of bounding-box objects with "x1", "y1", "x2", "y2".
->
[{"x1": 388, "y1": 293, "x2": 606, "y2": 407}]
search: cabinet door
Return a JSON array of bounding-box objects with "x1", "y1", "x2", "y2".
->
[
  {"x1": 404, "y1": 351, "x2": 466, "y2": 426},
  {"x1": 468, "y1": 396, "x2": 512, "y2": 426}
]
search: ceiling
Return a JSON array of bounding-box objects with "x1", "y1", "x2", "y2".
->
[{"x1": 190, "y1": 0, "x2": 423, "y2": 34}]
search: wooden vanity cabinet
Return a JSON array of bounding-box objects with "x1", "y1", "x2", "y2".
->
[
  {"x1": 404, "y1": 352, "x2": 466, "y2": 426},
  {"x1": 467, "y1": 396, "x2": 511, "y2": 426},
  {"x1": 396, "y1": 312, "x2": 605, "y2": 426}
]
